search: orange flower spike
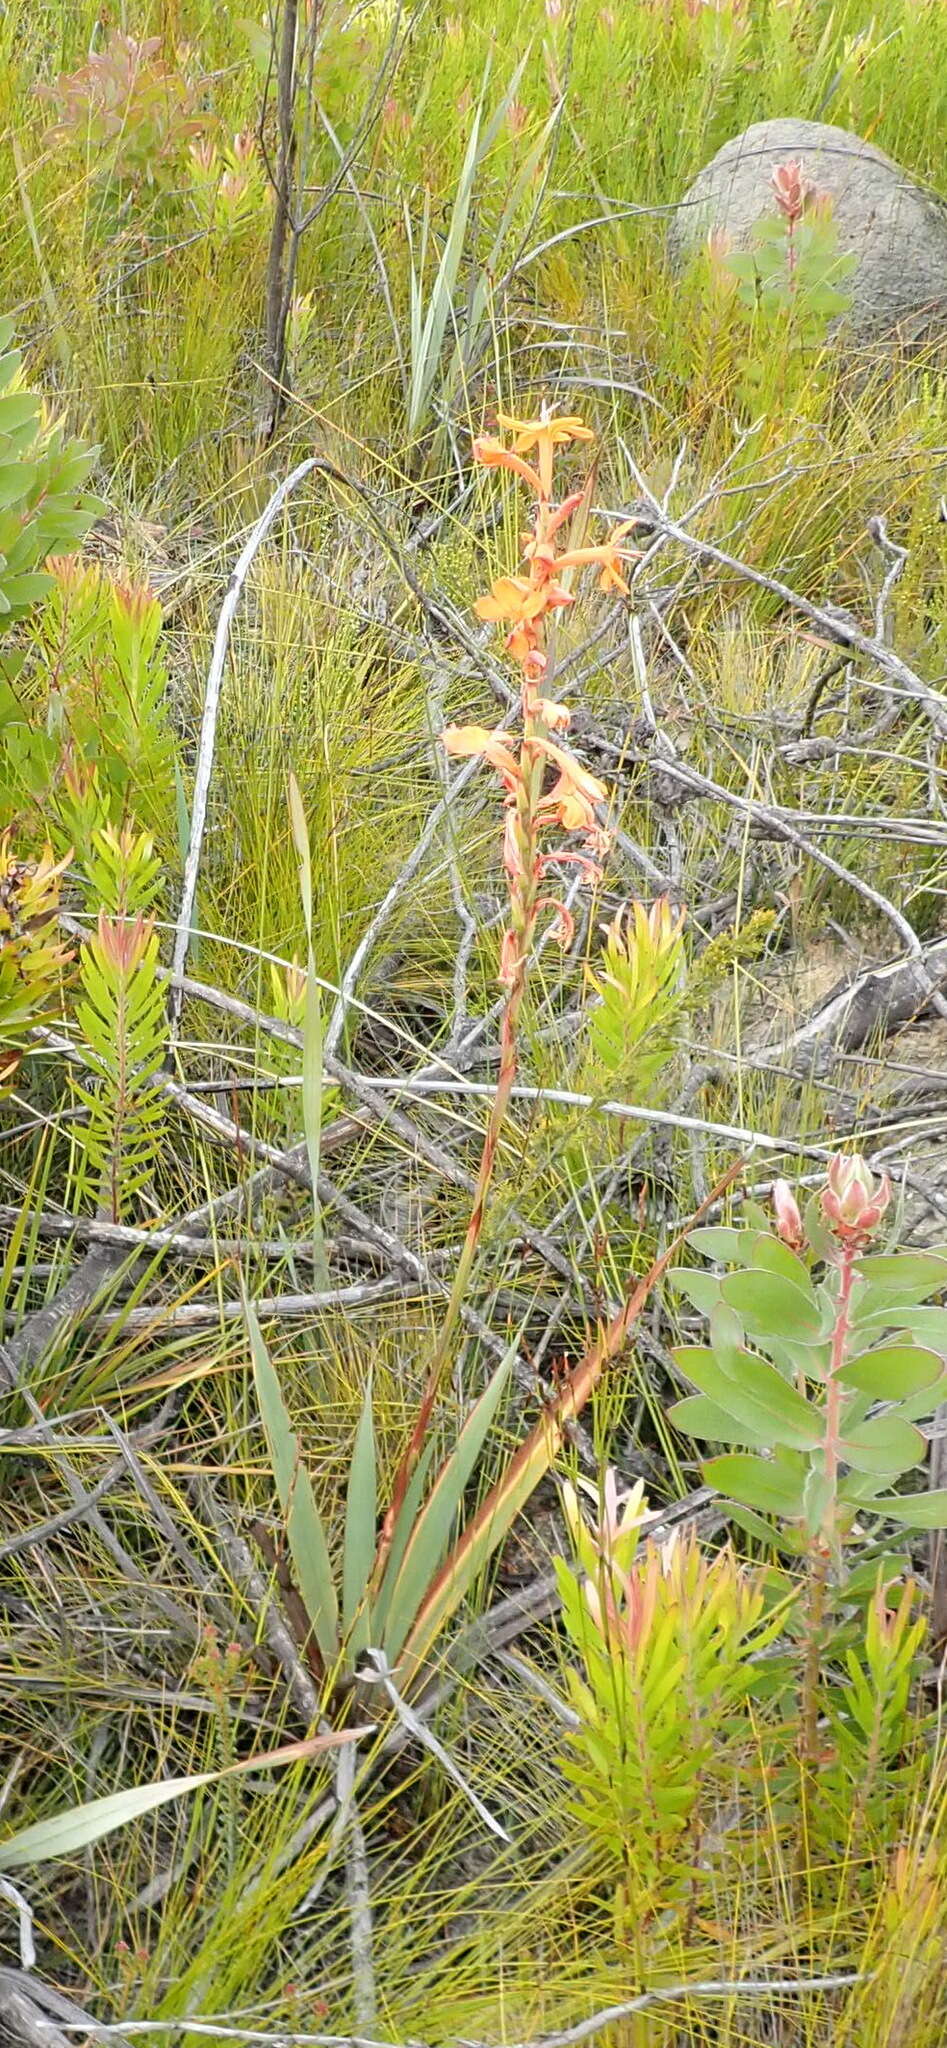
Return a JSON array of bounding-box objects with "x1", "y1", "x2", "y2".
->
[
  {"x1": 472, "y1": 435, "x2": 543, "y2": 497},
  {"x1": 496, "y1": 407, "x2": 594, "y2": 498}
]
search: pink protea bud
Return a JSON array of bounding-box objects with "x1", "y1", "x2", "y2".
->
[
  {"x1": 95, "y1": 912, "x2": 154, "y2": 975},
  {"x1": 771, "y1": 159, "x2": 816, "y2": 227},
  {"x1": 821, "y1": 1153, "x2": 892, "y2": 1242},
  {"x1": 772, "y1": 1178, "x2": 806, "y2": 1252}
]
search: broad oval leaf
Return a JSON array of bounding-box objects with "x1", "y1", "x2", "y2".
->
[
  {"x1": 721, "y1": 1269, "x2": 824, "y2": 1343},
  {"x1": 855, "y1": 1252, "x2": 947, "y2": 1300},
  {"x1": 856, "y1": 1306, "x2": 947, "y2": 1356},
  {"x1": 704, "y1": 1452, "x2": 807, "y2": 1520},
  {"x1": 674, "y1": 1345, "x2": 822, "y2": 1449},
  {"x1": 686, "y1": 1226, "x2": 753, "y2": 1263},
  {"x1": 838, "y1": 1345, "x2": 943, "y2": 1400},
  {"x1": 865, "y1": 1489, "x2": 947, "y2": 1530},
  {"x1": 669, "y1": 1394, "x2": 769, "y2": 1449},
  {"x1": 839, "y1": 1414, "x2": 925, "y2": 1477},
  {"x1": 749, "y1": 1239, "x2": 816, "y2": 1294},
  {"x1": 667, "y1": 1267, "x2": 721, "y2": 1315},
  {"x1": 802, "y1": 1464, "x2": 834, "y2": 1538}
]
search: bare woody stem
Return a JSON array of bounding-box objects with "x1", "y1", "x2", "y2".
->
[{"x1": 799, "y1": 1235, "x2": 856, "y2": 1862}]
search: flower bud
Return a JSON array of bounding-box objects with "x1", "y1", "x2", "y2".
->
[
  {"x1": 772, "y1": 1177, "x2": 805, "y2": 1251},
  {"x1": 821, "y1": 1153, "x2": 891, "y2": 1242},
  {"x1": 771, "y1": 159, "x2": 816, "y2": 226}
]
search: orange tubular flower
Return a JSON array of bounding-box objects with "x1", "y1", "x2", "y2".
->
[
  {"x1": 474, "y1": 575, "x2": 545, "y2": 625},
  {"x1": 534, "y1": 737, "x2": 610, "y2": 840},
  {"x1": 497, "y1": 408, "x2": 595, "y2": 497},
  {"x1": 472, "y1": 435, "x2": 543, "y2": 496},
  {"x1": 441, "y1": 725, "x2": 521, "y2": 790},
  {"x1": 475, "y1": 574, "x2": 574, "y2": 625},
  {"x1": 552, "y1": 519, "x2": 643, "y2": 596},
  {"x1": 506, "y1": 621, "x2": 546, "y2": 673},
  {"x1": 531, "y1": 697, "x2": 571, "y2": 730}
]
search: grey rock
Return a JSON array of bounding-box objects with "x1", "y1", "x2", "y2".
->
[{"x1": 669, "y1": 117, "x2": 947, "y2": 343}]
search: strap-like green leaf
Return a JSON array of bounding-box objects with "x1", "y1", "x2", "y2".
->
[
  {"x1": 371, "y1": 1439, "x2": 437, "y2": 1642},
  {"x1": 342, "y1": 1373, "x2": 377, "y2": 1655},
  {"x1": 288, "y1": 772, "x2": 330, "y2": 1289},
  {"x1": 408, "y1": 107, "x2": 482, "y2": 433},
  {"x1": 246, "y1": 1299, "x2": 339, "y2": 1665},
  {"x1": 0, "y1": 1730, "x2": 360, "y2": 1870},
  {"x1": 382, "y1": 1351, "x2": 512, "y2": 1662}
]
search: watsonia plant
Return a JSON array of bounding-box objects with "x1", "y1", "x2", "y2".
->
[{"x1": 247, "y1": 402, "x2": 734, "y2": 1697}]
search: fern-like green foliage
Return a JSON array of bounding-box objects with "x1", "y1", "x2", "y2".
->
[
  {"x1": 81, "y1": 821, "x2": 164, "y2": 918},
  {"x1": 72, "y1": 827, "x2": 167, "y2": 1218},
  {"x1": 0, "y1": 834, "x2": 71, "y2": 1097},
  {"x1": 585, "y1": 897, "x2": 686, "y2": 1096},
  {"x1": 43, "y1": 563, "x2": 176, "y2": 846},
  {"x1": 0, "y1": 317, "x2": 101, "y2": 626}
]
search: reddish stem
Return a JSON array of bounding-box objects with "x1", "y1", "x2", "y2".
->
[{"x1": 824, "y1": 1238, "x2": 857, "y2": 1508}]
